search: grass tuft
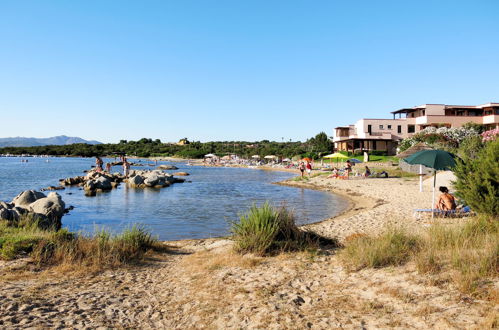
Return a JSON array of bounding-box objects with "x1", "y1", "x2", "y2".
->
[
  {"x1": 341, "y1": 227, "x2": 421, "y2": 270},
  {"x1": 231, "y1": 202, "x2": 338, "y2": 256}
]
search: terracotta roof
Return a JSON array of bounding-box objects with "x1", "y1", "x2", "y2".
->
[{"x1": 396, "y1": 142, "x2": 433, "y2": 158}]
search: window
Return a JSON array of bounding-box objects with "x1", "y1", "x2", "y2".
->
[
  {"x1": 408, "y1": 125, "x2": 415, "y2": 133},
  {"x1": 397, "y1": 125, "x2": 402, "y2": 134},
  {"x1": 387, "y1": 125, "x2": 392, "y2": 129},
  {"x1": 368, "y1": 125, "x2": 372, "y2": 134},
  {"x1": 379, "y1": 125, "x2": 384, "y2": 130}
]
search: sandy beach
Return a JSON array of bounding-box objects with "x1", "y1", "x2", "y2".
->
[{"x1": 0, "y1": 172, "x2": 496, "y2": 329}]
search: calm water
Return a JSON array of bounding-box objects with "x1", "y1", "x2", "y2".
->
[{"x1": 0, "y1": 157, "x2": 346, "y2": 240}]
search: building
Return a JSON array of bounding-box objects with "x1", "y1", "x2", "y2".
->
[{"x1": 333, "y1": 103, "x2": 499, "y2": 155}]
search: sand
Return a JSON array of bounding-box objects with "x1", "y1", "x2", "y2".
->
[{"x1": 0, "y1": 172, "x2": 496, "y2": 329}]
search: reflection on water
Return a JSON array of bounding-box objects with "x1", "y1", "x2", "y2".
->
[{"x1": 0, "y1": 157, "x2": 347, "y2": 240}]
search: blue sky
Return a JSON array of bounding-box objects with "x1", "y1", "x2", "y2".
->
[{"x1": 0, "y1": 1, "x2": 498, "y2": 143}]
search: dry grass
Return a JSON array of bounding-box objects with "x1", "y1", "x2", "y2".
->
[
  {"x1": 0, "y1": 220, "x2": 165, "y2": 272},
  {"x1": 341, "y1": 227, "x2": 421, "y2": 270},
  {"x1": 342, "y1": 217, "x2": 498, "y2": 295},
  {"x1": 182, "y1": 249, "x2": 264, "y2": 272}
]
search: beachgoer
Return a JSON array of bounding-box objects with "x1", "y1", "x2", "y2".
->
[
  {"x1": 306, "y1": 161, "x2": 312, "y2": 176},
  {"x1": 95, "y1": 157, "x2": 103, "y2": 172},
  {"x1": 299, "y1": 162, "x2": 306, "y2": 177},
  {"x1": 345, "y1": 160, "x2": 352, "y2": 179},
  {"x1": 364, "y1": 166, "x2": 371, "y2": 177},
  {"x1": 105, "y1": 162, "x2": 112, "y2": 173},
  {"x1": 123, "y1": 159, "x2": 130, "y2": 178},
  {"x1": 435, "y1": 186, "x2": 457, "y2": 211}
]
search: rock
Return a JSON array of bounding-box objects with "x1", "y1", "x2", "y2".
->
[
  {"x1": 144, "y1": 173, "x2": 160, "y2": 187},
  {"x1": 29, "y1": 192, "x2": 65, "y2": 228},
  {"x1": 157, "y1": 165, "x2": 178, "y2": 170},
  {"x1": 173, "y1": 172, "x2": 190, "y2": 176},
  {"x1": 0, "y1": 201, "x2": 12, "y2": 209},
  {"x1": 128, "y1": 175, "x2": 144, "y2": 186},
  {"x1": 12, "y1": 190, "x2": 46, "y2": 208},
  {"x1": 0, "y1": 207, "x2": 12, "y2": 220},
  {"x1": 41, "y1": 186, "x2": 65, "y2": 191},
  {"x1": 94, "y1": 176, "x2": 112, "y2": 190}
]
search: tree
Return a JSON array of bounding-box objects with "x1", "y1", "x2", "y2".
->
[
  {"x1": 454, "y1": 137, "x2": 499, "y2": 217},
  {"x1": 309, "y1": 132, "x2": 333, "y2": 155}
]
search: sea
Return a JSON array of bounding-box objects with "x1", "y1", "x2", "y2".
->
[{"x1": 0, "y1": 156, "x2": 347, "y2": 241}]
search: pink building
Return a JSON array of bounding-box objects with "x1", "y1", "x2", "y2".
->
[{"x1": 333, "y1": 103, "x2": 499, "y2": 155}]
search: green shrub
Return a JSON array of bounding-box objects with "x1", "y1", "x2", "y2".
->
[
  {"x1": 231, "y1": 203, "x2": 332, "y2": 256},
  {"x1": 454, "y1": 138, "x2": 499, "y2": 217},
  {"x1": 341, "y1": 227, "x2": 421, "y2": 270}
]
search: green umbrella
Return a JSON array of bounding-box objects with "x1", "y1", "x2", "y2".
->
[
  {"x1": 404, "y1": 150, "x2": 456, "y2": 218},
  {"x1": 404, "y1": 150, "x2": 456, "y2": 170}
]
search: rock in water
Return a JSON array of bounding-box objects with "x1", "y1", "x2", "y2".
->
[
  {"x1": 29, "y1": 192, "x2": 66, "y2": 227},
  {"x1": 12, "y1": 190, "x2": 46, "y2": 208},
  {"x1": 157, "y1": 165, "x2": 178, "y2": 170},
  {"x1": 173, "y1": 172, "x2": 190, "y2": 176}
]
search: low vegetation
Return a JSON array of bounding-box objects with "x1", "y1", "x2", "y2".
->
[
  {"x1": 231, "y1": 203, "x2": 338, "y2": 256},
  {"x1": 342, "y1": 228, "x2": 421, "y2": 269},
  {"x1": 0, "y1": 219, "x2": 163, "y2": 270},
  {"x1": 342, "y1": 217, "x2": 498, "y2": 294}
]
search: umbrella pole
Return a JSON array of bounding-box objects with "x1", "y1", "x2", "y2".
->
[
  {"x1": 419, "y1": 165, "x2": 423, "y2": 192},
  {"x1": 432, "y1": 171, "x2": 436, "y2": 219}
]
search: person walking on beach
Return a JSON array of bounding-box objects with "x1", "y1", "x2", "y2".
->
[
  {"x1": 306, "y1": 161, "x2": 312, "y2": 176},
  {"x1": 299, "y1": 162, "x2": 306, "y2": 177},
  {"x1": 345, "y1": 160, "x2": 352, "y2": 179},
  {"x1": 123, "y1": 159, "x2": 130, "y2": 178}
]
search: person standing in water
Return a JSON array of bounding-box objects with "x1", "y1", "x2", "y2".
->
[
  {"x1": 95, "y1": 156, "x2": 104, "y2": 172},
  {"x1": 123, "y1": 158, "x2": 130, "y2": 178}
]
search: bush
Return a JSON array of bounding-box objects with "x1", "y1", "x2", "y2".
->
[
  {"x1": 231, "y1": 203, "x2": 335, "y2": 256},
  {"x1": 0, "y1": 220, "x2": 162, "y2": 269},
  {"x1": 341, "y1": 227, "x2": 421, "y2": 270},
  {"x1": 454, "y1": 138, "x2": 499, "y2": 217}
]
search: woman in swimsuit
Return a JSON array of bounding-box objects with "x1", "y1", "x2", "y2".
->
[{"x1": 435, "y1": 186, "x2": 457, "y2": 211}]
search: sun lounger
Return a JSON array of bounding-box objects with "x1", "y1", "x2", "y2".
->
[{"x1": 413, "y1": 206, "x2": 473, "y2": 219}]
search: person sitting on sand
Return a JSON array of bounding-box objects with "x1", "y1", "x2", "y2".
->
[
  {"x1": 364, "y1": 166, "x2": 371, "y2": 178},
  {"x1": 435, "y1": 186, "x2": 456, "y2": 211},
  {"x1": 328, "y1": 167, "x2": 339, "y2": 178}
]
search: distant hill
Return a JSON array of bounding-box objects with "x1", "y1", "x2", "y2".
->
[{"x1": 0, "y1": 135, "x2": 102, "y2": 147}]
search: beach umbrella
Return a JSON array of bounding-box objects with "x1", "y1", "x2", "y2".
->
[
  {"x1": 204, "y1": 153, "x2": 216, "y2": 158},
  {"x1": 302, "y1": 157, "x2": 313, "y2": 162},
  {"x1": 404, "y1": 150, "x2": 456, "y2": 217},
  {"x1": 251, "y1": 155, "x2": 260, "y2": 159},
  {"x1": 264, "y1": 155, "x2": 277, "y2": 159},
  {"x1": 323, "y1": 152, "x2": 349, "y2": 165},
  {"x1": 349, "y1": 158, "x2": 362, "y2": 164},
  {"x1": 282, "y1": 158, "x2": 291, "y2": 162}
]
